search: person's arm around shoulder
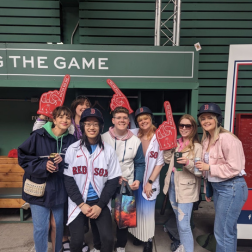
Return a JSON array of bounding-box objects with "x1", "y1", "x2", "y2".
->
[
  {"x1": 132, "y1": 142, "x2": 145, "y2": 190},
  {"x1": 32, "y1": 115, "x2": 48, "y2": 131}
]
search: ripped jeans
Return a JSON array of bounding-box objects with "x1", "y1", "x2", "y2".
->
[{"x1": 168, "y1": 172, "x2": 194, "y2": 252}]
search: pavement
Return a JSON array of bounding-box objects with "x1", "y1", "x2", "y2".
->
[{"x1": 0, "y1": 202, "x2": 252, "y2": 252}]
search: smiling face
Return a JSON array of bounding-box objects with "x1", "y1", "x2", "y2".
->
[
  {"x1": 199, "y1": 113, "x2": 217, "y2": 134},
  {"x1": 178, "y1": 118, "x2": 193, "y2": 139},
  {"x1": 53, "y1": 112, "x2": 71, "y2": 131},
  {"x1": 137, "y1": 114, "x2": 152, "y2": 131},
  {"x1": 75, "y1": 100, "x2": 91, "y2": 118},
  {"x1": 83, "y1": 117, "x2": 100, "y2": 141},
  {"x1": 112, "y1": 112, "x2": 129, "y2": 133}
]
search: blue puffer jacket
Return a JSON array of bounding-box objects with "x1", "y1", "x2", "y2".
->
[{"x1": 18, "y1": 125, "x2": 76, "y2": 208}]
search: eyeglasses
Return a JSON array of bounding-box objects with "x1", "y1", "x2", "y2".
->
[
  {"x1": 178, "y1": 124, "x2": 192, "y2": 129},
  {"x1": 84, "y1": 122, "x2": 99, "y2": 128},
  {"x1": 113, "y1": 116, "x2": 129, "y2": 121}
]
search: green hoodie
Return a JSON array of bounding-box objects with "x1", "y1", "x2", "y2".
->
[{"x1": 43, "y1": 122, "x2": 69, "y2": 153}]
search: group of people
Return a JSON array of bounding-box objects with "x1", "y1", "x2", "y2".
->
[{"x1": 18, "y1": 95, "x2": 248, "y2": 252}]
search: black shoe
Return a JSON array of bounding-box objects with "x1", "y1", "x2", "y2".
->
[
  {"x1": 143, "y1": 241, "x2": 152, "y2": 252},
  {"x1": 133, "y1": 237, "x2": 143, "y2": 246}
]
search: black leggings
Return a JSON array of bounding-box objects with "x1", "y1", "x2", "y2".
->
[{"x1": 68, "y1": 201, "x2": 113, "y2": 252}]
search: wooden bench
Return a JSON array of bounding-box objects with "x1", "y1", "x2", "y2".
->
[{"x1": 0, "y1": 156, "x2": 27, "y2": 222}]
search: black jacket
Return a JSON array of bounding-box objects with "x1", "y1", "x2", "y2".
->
[{"x1": 18, "y1": 128, "x2": 76, "y2": 208}]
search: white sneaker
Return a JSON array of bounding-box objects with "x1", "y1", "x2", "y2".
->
[
  {"x1": 21, "y1": 202, "x2": 30, "y2": 210},
  {"x1": 174, "y1": 245, "x2": 185, "y2": 252},
  {"x1": 90, "y1": 249, "x2": 100, "y2": 252},
  {"x1": 82, "y1": 243, "x2": 90, "y2": 252},
  {"x1": 116, "y1": 248, "x2": 125, "y2": 252}
]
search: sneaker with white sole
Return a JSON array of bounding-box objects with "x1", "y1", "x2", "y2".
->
[
  {"x1": 174, "y1": 244, "x2": 185, "y2": 252},
  {"x1": 82, "y1": 243, "x2": 90, "y2": 252},
  {"x1": 90, "y1": 249, "x2": 100, "y2": 252},
  {"x1": 21, "y1": 202, "x2": 30, "y2": 210},
  {"x1": 116, "y1": 248, "x2": 125, "y2": 252}
]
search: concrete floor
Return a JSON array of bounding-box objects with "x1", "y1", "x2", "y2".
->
[{"x1": 0, "y1": 202, "x2": 251, "y2": 252}]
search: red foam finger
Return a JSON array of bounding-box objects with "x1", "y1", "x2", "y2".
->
[
  {"x1": 107, "y1": 79, "x2": 134, "y2": 114},
  {"x1": 156, "y1": 101, "x2": 177, "y2": 150},
  {"x1": 59, "y1": 74, "x2": 71, "y2": 99},
  {"x1": 107, "y1": 79, "x2": 124, "y2": 97}
]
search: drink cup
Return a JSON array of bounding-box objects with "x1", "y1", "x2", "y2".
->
[
  {"x1": 194, "y1": 157, "x2": 202, "y2": 175},
  {"x1": 49, "y1": 153, "x2": 59, "y2": 172}
]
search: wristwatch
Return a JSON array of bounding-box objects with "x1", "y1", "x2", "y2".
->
[{"x1": 148, "y1": 179, "x2": 153, "y2": 184}]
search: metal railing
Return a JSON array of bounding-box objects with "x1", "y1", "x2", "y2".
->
[{"x1": 154, "y1": 0, "x2": 181, "y2": 46}]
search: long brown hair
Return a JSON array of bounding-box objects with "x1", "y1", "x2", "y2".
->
[
  {"x1": 178, "y1": 114, "x2": 199, "y2": 158},
  {"x1": 137, "y1": 114, "x2": 157, "y2": 140},
  {"x1": 70, "y1": 96, "x2": 91, "y2": 119}
]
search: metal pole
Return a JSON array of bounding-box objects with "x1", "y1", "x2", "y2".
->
[
  {"x1": 172, "y1": 0, "x2": 177, "y2": 46},
  {"x1": 176, "y1": 0, "x2": 181, "y2": 46},
  {"x1": 154, "y1": 0, "x2": 162, "y2": 46}
]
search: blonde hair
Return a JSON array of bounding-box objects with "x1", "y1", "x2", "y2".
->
[
  {"x1": 137, "y1": 114, "x2": 156, "y2": 140},
  {"x1": 199, "y1": 113, "x2": 237, "y2": 145},
  {"x1": 178, "y1": 114, "x2": 199, "y2": 158}
]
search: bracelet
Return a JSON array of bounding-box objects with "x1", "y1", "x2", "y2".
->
[{"x1": 79, "y1": 203, "x2": 85, "y2": 208}]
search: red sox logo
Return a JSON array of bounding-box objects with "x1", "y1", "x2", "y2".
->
[
  {"x1": 204, "y1": 104, "x2": 209, "y2": 110},
  {"x1": 140, "y1": 108, "x2": 143, "y2": 113},
  {"x1": 150, "y1": 151, "x2": 158, "y2": 159},
  {"x1": 91, "y1": 108, "x2": 95, "y2": 114}
]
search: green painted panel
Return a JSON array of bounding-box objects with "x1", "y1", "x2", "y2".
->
[
  {"x1": 199, "y1": 71, "x2": 227, "y2": 79},
  {"x1": 0, "y1": 35, "x2": 60, "y2": 42},
  {"x1": 199, "y1": 88, "x2": 226, "y2": 94},
  {"x1": 180, "y1": 20, "x2": 252, "y2": 28},
  {"x1": 0, "y1": 26, "x2": 60, "y2": 35},
  {"x1": 80, "y1": 28, "x2": 155, "y2": 37},
  {"x1": 80, "y1": 10, "x2": 155, "y2": 20},
  {"x1": 199, "y1": 80, "x2": 227, "y2": 87},
  {"x1": 80, "y1": 2, "x2": 156, "y2": 10},
  {"x1": 199, "y1": 63, "x2": 228, "y2": 70},
  {"x1": 198, "y1": 96, "x2": 225, "y2": 103},
  {"x1": 181, "y1": 29, "x2": 252, "y2": 37},
  {"x1": 80, "y1": 19, "x2": 155, "y2": 28},
  {"x1": 0, "y1": 9, "x2": 60, "y2": 17},
  {"x1": 180, "y1": 38, "x2": 252, "y2": 45},
  {"x1": 0, "y1": 1, "x2": 59, "y2": 8},
  {"x1": 0, "y1": 17, "x2": 60, "y2": 26},
  {"x1": 199, "y1": 55, "x2": 229, "y2": 62}
]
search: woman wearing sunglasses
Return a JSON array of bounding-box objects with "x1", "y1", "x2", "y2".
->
[
  {"x1": 196, "y1": 103, "x2": 248, "y2": 252},
  {"x1": 163, "y1": 114, "x2": 202, "y2": 252}
]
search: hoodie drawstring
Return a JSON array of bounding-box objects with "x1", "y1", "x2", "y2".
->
[
  {"x1": 114, "y1": 138, "x2": 127, "y2": 163},
  {"x1": 56, "y1": 136, "x2": 64, "y2": 153}
]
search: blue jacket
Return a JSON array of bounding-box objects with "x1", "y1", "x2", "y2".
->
[{"x1": 18, "y1": 127, "x2": 76, "y2": 208}]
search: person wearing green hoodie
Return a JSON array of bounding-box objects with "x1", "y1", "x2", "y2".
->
[{"x1": 18, "y1": 106, "x2": 76, "y2": 252}]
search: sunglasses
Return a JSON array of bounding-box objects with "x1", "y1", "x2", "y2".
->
[{"x1": 178, "y1": 124, "x2": 192, "y2": 129}]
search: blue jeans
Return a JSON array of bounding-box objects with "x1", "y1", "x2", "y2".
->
[
  {"x1": 211, "y1": 176, "x2": 248, "y2": 252},
  {"x1": 168, "y1": 173, "x2": 194, "y2": 252},
  {"x1": 30, "y1": 204, "x2": 64, "y2": 252}
]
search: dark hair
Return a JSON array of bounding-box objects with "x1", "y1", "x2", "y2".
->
[
  {"x1": 80, "y1": 119, "x2": 104, "y2": 153},
  {"x1": 52, "y1": 106, "x2": 72, "y2": 119},
  {"x1": 111, "y1": 106, "x2": 129, "y2": 117},
  {"x1": 70, "y1": 96, "x2": 91, "y2": 119}
]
